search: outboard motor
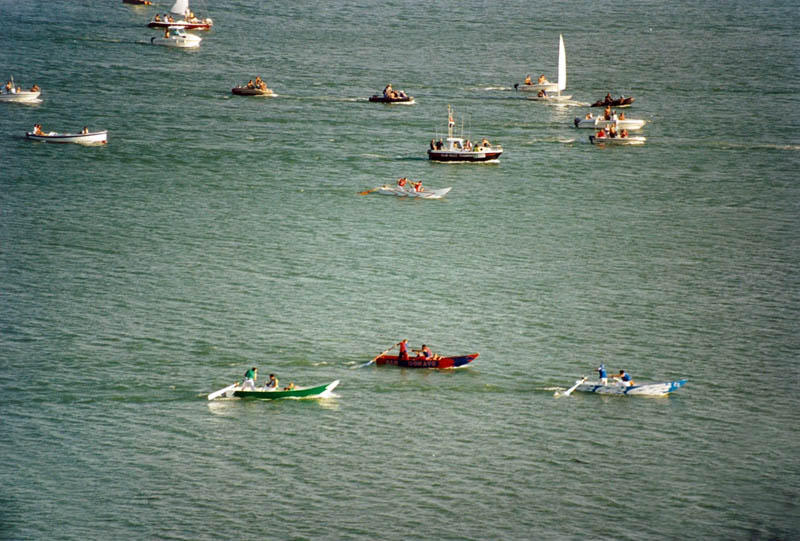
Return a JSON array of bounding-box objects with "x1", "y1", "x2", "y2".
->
[{"x1": 574, "y1": 117, "x2": 580, "y2": 128}]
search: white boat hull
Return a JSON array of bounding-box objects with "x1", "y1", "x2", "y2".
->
[
  {"x1": 516, "y1": 82, "x2": 558, "y2": 93},
  {"x1": 0, "y1": 90, "x2": 41, "y2": 103},
  {"x1": 589, "y1": 134, "x2": 646, "y2": 145},
  {"x1": 575, "y1": 117, "x2": 646, "y2": 130},
  {"x1": 26, "y1": 131, "x2": 108, "y2": 145},
  {"x1": 574, "y1": 379, "x2": 688, "y2": 396},
  {"x1": 376, "y1": 185, "x2": 452, "y2": 199},
  {"x1": 528, "y1": 94, "x2": 572, "y2": 102},
  {"x1": 151, "y1": 32, "x2": 201, "y2": 48}
]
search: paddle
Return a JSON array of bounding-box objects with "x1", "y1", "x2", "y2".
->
[
  {"x1": 207, "y1": 382, "x2": 239, "y2": 401},
  {"x1": 356, "y1": 343, "x2": 397, "y2": 368},
  {"x1": 556, "y1": 377, "x2": 586, "y2": 398},
  {"x1": 358, "y1": 187, "x2": 379, "y2": 195}
]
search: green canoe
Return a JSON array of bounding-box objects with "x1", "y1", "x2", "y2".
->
[{"x1": 232, "y1": 380, "x2": 339, "y2": 400}]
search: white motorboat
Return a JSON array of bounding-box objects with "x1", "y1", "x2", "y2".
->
[
  {"x1": 148, "y1": 0, "x2": 212, "y2": 30},
  {"x1": 428, "y1": 105, "x2": 502, "y2": 162},
  {"x1": 26, "y1": 129, "x2": 108, "y2": 145},
  {"x1": 376, "y1": 184, "x2": 452, "y2": 199},
  {"x1": 1, "y1": 77, "x2": 41, "y2": 103},
  {"x1": 574, "y1": 116, "x2": 646, "y2": 130},
  {"x1": 516, "y1": 34, "x2": 569, "y2": 98},
  {"x1": 589, "y1": 133, "x2": 646, "y2": 145},
  {"x1": 151, "y1": 28, "x2": 202, "y2": 48}
]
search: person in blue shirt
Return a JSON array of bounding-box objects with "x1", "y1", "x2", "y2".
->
[
  {"x1": 597, "y1": 364, "x2": 608, "y2": 384},
  {"x1": 614, "y1": 369, "x2": 633, "y2": 387}
]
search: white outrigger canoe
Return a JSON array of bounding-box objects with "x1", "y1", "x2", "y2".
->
[
  {"x1": 569, "y1": 378, "x2": 688, "y2": 396},
  {"x1": 376, "y1": 184, "x2": 452, "y2": 199},
  {"x1": 26, "y1": 130, "x2": 108, "y2": 145},
  {"x1": 574, "y1": 117, "x2": 646, "y2": 130}
]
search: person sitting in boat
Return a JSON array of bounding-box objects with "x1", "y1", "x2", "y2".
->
[
  {"x1": 608, "y1": 125, "x2": 618, "y2": 138},
  {"x1": 33, "y1": 124, "x2": 43, "y2": 135},
  {"x1": 81, "y1": 126, "x2": 89, "y2": 135},
  {"x1": 585, "y1": 112, "x2": 593, "y2": 119},
  {"x1": 524, "y1": 74, "x2": 532, "y2": 85},
  {"x1": 464, "y1": 139, "x2": 472, "y2": 151},
  {"x1": 481, "y1": 137, "x2": 491, "y2": 147},
  {"x1": 597, "y1": 364, "x2": 608, "y2": 385},
  {"x1": 246, "y1": 79, "x2": 255, "y2": 89},
  {"x1": 537, "y1": 74, "x2": 549, "y2": 84},
  {"x1": 436, "y1": 139, "x2": 443, "y2": 150},
  {"x1": 31, "y1": 84, "x2": 40, "y2": 92},
  {"x1": 620, "y1": 129, "x2": 629, "y2": 138},
  {"x1": 265, "y1": 373, "x2": 279, "y2": 390},
  {"x1": 283, "y1": 382, "x2": 296, "y2": 391},
  {"x1": 414, "y1": 345, "x2": 439, "y2": 361},
  {"x1": 603, "y1": 105, "x2": 612, "y2": 121},
  {"x1": 412, "y1": 180, "x2": 423, "y2": 192},
  {"x1": 430, "y1": 139, "x2": 436, "y2": 150},
  {"x1": 604, "y1": 92, "x2": 613, "y2": 103},
  {"x1": 383, "y1": 84, "x2": 392, "y2": 98},
  {"x1": 596, "y1": 128, "x2": 606, "y2": 138},
  {"x1": 537, "y1": 89, "x2": 547, "y2": 98},
  {"x1": 613, "y1": 370, "x2": 634, "y2": 387},
  {"x1": 167, "y1": 14, "x2": 175, "y2": 22},
  {"x1": 619, "y1": 111, "x2": 626, "y2": 120},
  {"x1": 242, "y1": 367, "x2": 258, "y2": 391},
  {"x1": 163, "y1": 27, "x2": 170, "y2": 38},
  {"x1": 397, "y1": 177, "x2": 408, "y2": 187},
  {"x1": 397, "y1": 90, "x2": 407, "y2": 99},
  {"x1": 153, "y1": 13, "x2": 161, "y2": 22}
]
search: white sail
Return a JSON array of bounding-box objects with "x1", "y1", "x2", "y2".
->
[
  {"x1": 557, "y1": 34, "x2": 567, "y2": 92},
  {"x1": 169, "y1": 0, "x2": 189, "y2": 16}
]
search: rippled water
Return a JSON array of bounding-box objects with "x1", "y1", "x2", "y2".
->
[{"x1": 2, "y1": 0, "x2": 799, "y2": 539}]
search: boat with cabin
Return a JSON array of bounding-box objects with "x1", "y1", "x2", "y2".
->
[
  {"x1": 428, "y1": 105, "x2": 502, "y2": 162},
  {"x1": 148, "y1": 0, "x2": 212, "y2": 30}
]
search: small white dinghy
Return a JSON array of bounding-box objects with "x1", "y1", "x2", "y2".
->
[
  {"x1": 151, "y1": 28, "x2": 202, "y2": 48},
  {"x1": 26, "y1": 128, "x2": 108, "y2": 145},
  {"x1": 575, "y1": 116, "x2": 646, "y2": 130},
  {"x1": 589, "y1": 133, "x2": 646, "y2": 145},
  {"x1": 376, "y1": 184, "x2": 452, "y2": 199}
]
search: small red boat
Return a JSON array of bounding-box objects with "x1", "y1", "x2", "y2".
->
[{"x1": 374, "y1": 353, "x2": 478, "y2": 369}]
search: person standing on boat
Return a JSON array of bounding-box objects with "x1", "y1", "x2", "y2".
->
[
  {"x1": 397, "y1": 339, "x2": 409, "y2": 361},
  {"x1": 597, "y1": 364, "x2": 608, "y2": 384},
  {"x1": 242, "y1": 367, "x2": 258, "y2": 390}
]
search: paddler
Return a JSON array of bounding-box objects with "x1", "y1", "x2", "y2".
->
[
  {"x1": 265, "y1": 373, "x2": 279, "y2": 390},
  {"x1": 597, "y1": 363, "x2": 608, "y2": 384},
  {"x1": 242, "y1": 366, "x2": 258, "y2": 390},
  {"x1": 396, "y1": 339, "x2": 409, "y2": 361},
  {"x1": 613, "y1": 369, "x2": 633, "y2": 387}
]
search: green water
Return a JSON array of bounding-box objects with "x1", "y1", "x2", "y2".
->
[{"x1": 1, "y1": 0, "x2": 799, "y2": 539}]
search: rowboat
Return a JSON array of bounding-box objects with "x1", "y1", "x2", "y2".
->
[
  {"x1": 571, "y1": 378, "x2": 688, "y2": 396},
  {"x1": 26, "y1": 129, "x2": 108, "y2": 145},
  {"x1": 224, "y1": 380, "x2": 339, "y2": 400},
  {"x1": 232, "y1": 86, "x2": 274, "y2": 96},
  {"x1": 516, "y1": 34, "x2": 568, "y2": 97},
  {"x1": 374, "y1": 353, "x2": 478, "y2": 369},
  {"x1": 591, "y1": 95, "x2": 635, "y2": 108},
  {"x1": 589, "y1": 133, "x2": 646, "y2": 145},
  {"x1": 368, "y1": 94, "x2": 414, "y2": 104},
  {"x1": 375, "y1": 184, "x2": 451, "y2": 199},
  {"x1": 124, "y1": 0, "x2": 152, "y2": 5},
  {"x1": 574, "y1": 116, "x2": 646, "y2": 130},
  {"x1": 148, "y1": 0, "x2": 212, "y2": 30},
  {"x1": 151, "y1": 28, "x2": 202, "y2": 48},
  {"x1": 428, "y1": 105, "x2": 502, "y2": 163}
]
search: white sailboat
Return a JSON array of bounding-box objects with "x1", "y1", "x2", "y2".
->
[
  {"x1": 527, "y1": 34, "x2": 571, "y2": 101},
  {"x1": 148, "y1": 0, "x2": 213, "y2": 30}
]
